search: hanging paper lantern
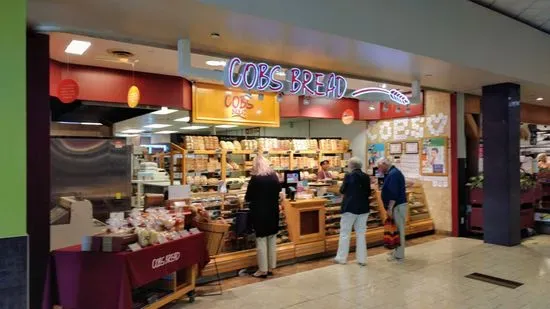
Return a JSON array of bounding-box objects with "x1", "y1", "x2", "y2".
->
[
  {"x1": 341, "y1": 108, "x2": 354, "y2": 125},
  {"x1": 57, "y1": 79, "x2": 79, "y2": 104},
  {"x1": 127, "y1": 85, "x2": 140, "y2": 108}
]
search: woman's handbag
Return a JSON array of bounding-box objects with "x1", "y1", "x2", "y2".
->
[{"x1": 383, "y1": 216, "x2": 400, "y2": 249}]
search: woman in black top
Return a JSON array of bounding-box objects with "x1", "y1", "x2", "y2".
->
[
  {"x1": 245, "y1": 156, "x2": 282, "y2": 278},
  {"x1": 334, "y1": 157, "x2": 371, "y2": 266}
]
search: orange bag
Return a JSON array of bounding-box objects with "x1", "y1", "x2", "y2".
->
[{"x1": 383, "y1": 217, "x2": 400, "y2": 249}]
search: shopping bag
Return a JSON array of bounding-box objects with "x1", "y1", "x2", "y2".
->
[{"x1": 383, "y1": 217, "x2": 400, "y2": 249}]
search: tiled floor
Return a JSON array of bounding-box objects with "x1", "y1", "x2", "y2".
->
[
  {"x1": 209, "y1": 234, "x2": 446, "y2": 291},
  {"x1": 169, "y1": 235, "x2": 550, "y2": 309}
]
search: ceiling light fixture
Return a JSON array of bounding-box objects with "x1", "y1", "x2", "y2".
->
[
  {"x1": 65, "y1": 40, "x2": 91, "y2": 55},
  {"x1": 225, "y1": 91, "x2": 232, "y2": 95},
  {"x1": 121, "y1": 129, "x2": 144, "y2": 134},
  {"x1": 174, "y1": 116, "x2": 190, "y2": 122},
  {"x1": 206, "y1": 60, "x2": 227, "y2": 67},
  {"x1": 215, "y1": 125, "x2": 238, "y2": 129},
  {"x1": 210, "y1": 32, "x2": 221, "y2": 39},
  {"x1": 144, "y1": 124, "x2": 171, "y2": 129},
  {"x1": 181, "y1": 125, "x2": 209, "y2": 130},
  {"x1": 276, "y1": 92, "x2": 284, "y2": 103},
  {"x1": 151, "y1": 107, "x2": 178, "y2": 115},
  {"x1": 537, "y1": 97, "x2": 544, "y2": 101},
  {"x1": 382, "y1": 102, "x2": 389, "y2": 113},
  {"x1": 58, "y1": 121, "x2": 102, "y2": 126},
  {"x1": 256, "y1": 109, "x2": 262, "y2": 115},
  {"x1": 381, "y1": 83, "x2": 387, "y2": 89},
  {"x1": 154, "y1": 130, "x2": 178, "y2": 134},
  {"x1": 368, "y1": 105, "x2": 376, "y2": 111},
  {"x1": 116, "y1": 133, "x2": 139, "y2": 137}
]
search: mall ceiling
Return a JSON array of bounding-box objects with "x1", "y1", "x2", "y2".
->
[
  {"x1": 28, "y1": 0, "x2": 550, "y2": 105},
  {"x1": 471, "y1": 0, "x2": 550, "y2": 35}
]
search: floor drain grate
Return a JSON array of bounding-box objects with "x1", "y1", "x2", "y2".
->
[{"x1": 465, "y1": 272, "x2": 523, "y2": 289}]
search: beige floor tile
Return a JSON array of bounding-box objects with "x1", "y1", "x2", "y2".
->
[{"x1": 170, "y1": 235, "x2": 550, "y2": 309}]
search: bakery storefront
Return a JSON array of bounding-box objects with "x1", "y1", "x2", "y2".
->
[{"x1": 45, "y1": 38, "x2": 454, "y2": 308}]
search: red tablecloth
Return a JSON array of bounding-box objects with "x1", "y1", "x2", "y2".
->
[{"x1": 43, "y1": 232, "x2": 209, "y2": 309}]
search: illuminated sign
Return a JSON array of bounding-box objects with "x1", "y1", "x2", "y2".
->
[
  {"x1": 351, "y1": 87, "x2": 410, "y2": 105},
  {"x1": 224, "y1": 94, "x2": 254, "y2": 119},
  {"x1": 224, "y1": 57, "x2": 348, "y2": 99},
  {"x1": 193, "y1": 83, "x2": 280, "y2": 127}
]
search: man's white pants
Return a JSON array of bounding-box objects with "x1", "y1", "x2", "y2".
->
[
  {"x1": 335, "y1": 212, "x2": 369, "y2": 264},
  {"x1": 256, "y1": 234, "x2": 277, "y2": 272},
  {"x1": 392, "y1": 203, "x2": 407, "y2": 259}
]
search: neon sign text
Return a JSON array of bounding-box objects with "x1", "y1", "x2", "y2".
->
[
  {"x1": 351, "y1": 87, "x2": 410, "y2": 105},
  {"x1": 224, "y1": 57, "x2": 347, "y2": 99}
]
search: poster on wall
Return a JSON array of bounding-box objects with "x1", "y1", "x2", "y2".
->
[
  {"x1": 367, "y1": 143, "x2": 385, "y2": 170},
  {"x1": 421, "y1": 137, "x2": 447, "y2": 176}
]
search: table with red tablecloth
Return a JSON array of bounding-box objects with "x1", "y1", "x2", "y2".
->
[{"x1": 42, "y1": 232, "x2": 209, "y2": 309}]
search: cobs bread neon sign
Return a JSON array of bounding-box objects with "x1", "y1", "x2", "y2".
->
[{"x1": 224, "y1": 57, "x2": 348, "y2": 99}]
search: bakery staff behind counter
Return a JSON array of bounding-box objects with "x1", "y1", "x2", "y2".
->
[{"x1": 317, "y1": 160, "x2": 332, "y2": 181}]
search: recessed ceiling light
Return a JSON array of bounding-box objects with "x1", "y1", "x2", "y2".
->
[
  {"x1": 174, "y1": 116, "x2": 190, "y2": 122},
  {"x1": 116, "y1": 133, "x2": 139, "y2": 137},
  {"x1": 144, "y1": 124, "x2": 171, "y2": 129},
  {"x1": 381, "y1": 83, "x2": 387, "y2": 89},
  {"x1": 537, "y1": 97, "x2": 544, "y2": 101},
  {"x1": 216, "y1": 125, "x2": 238, "y2": 129},
  {"x1": 368, "y1": 105, "x2": 376, "y2": 111},
  {"x1": 210, "y1": 32, "x2": 221, "y2": 39},
  {"x1": 206, "y1": 60, "x2": 227, "y2": 67},
  {"x1": 181, "y1": 125, "x2": 209, "y2": 130},
  {"x1": 256, "y1": 109, "x2": 262, "y2": 115},
  {"x1": 151, "y1": 107, "x2": 178, "y2": 115},
  {"x1": 58, "y1": 121, "x2": 102, "y2": 126},
  {"x1": 121, "y1": 129, "x2": 144, "y2": 134},
  {"x1": 154, "y1": 130, "x2": 178, "y2": 134},
  {"x1": 65, "y1": 40, "x2": 91, "y2": 55}
]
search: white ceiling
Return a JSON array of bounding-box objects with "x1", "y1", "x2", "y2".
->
[
  {"x1": 49, "y1": 32, "x2": 408, "y2": 93},
  {"x1": 471, "y1": 0, "x2": 550, "y2": 33},
  {"x1": 30, "y1": 0, "x2": 550, "y2": 105}
]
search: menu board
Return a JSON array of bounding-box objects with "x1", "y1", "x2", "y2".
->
[{"x1": 421, "y1": 137, "x2": 447, "y2": 176}]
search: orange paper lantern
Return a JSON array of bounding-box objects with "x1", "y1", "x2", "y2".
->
[
  {"x1": 342, "y1": 109, "x2": 354, "y2": 125},
  {"x1": 57, "y1": 79, "x2": 79, "y2": 104},
  {"x1": 127, "y1": 85, "x2": 140, "y2": 108}
]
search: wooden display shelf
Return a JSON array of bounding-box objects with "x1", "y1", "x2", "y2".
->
[
  {"x1": 226, "y1": 149, "x2": 254, "y2": 155},
  {"x1": 295, "y1": 240, "x2": 325, "y2": 257},
  {"x1": 202, "y1": 243, "x2": 295, "y2": 277},
  {"x1": 142, "y1": 264, "x2": 197, "y2": 309}
]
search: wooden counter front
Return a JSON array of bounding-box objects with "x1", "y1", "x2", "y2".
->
[{"x1": 283, "y1": 198, "x2": 326, "y2": 257}]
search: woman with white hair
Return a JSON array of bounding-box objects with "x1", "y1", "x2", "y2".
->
[
  {"x1": 245, "y1": 155, "x2": 282, "y2": 278},
  {"x1": 334, "y1": 157, "x2": 372, "y2": 266}
]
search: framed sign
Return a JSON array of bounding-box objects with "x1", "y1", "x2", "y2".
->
[
  {"x1": 420, "y1": 137, "x2": 448, "y2": 176},
  {"x1": 192, "y1": 83, "x2": 280, "y2": 127},
  {"x1": 389, "y1": 142, "x2": 403, "y2": 155},
  {"x1": 405, "y1": 141, "x2": 419, "y2": 154}
]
